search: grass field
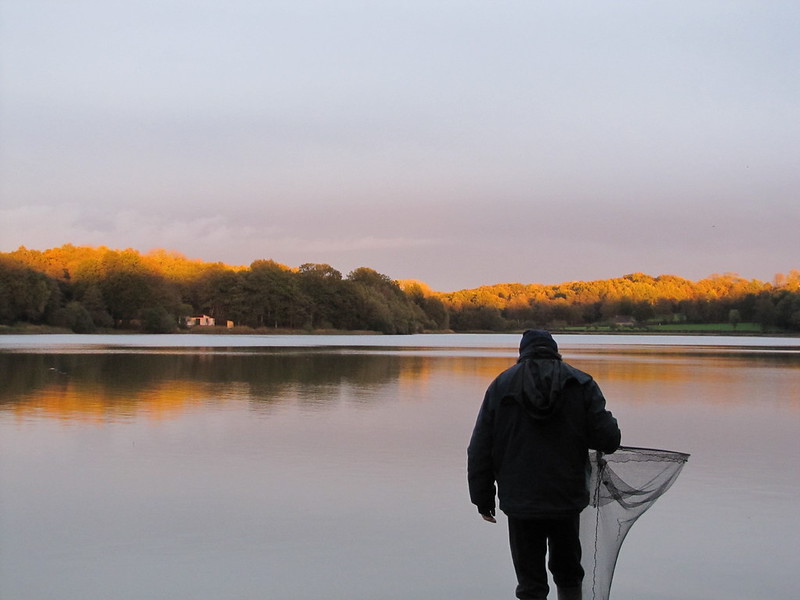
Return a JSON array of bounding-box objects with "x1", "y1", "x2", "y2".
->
[
  {"x1": 647, "y1": 322, "x2": 764, "y2": 333},
  {"x1": 560, "y1": 322, "x2": 771, "y2": 334}
]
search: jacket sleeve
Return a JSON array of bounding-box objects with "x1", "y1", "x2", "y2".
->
[
  {"x1": 467, "y1": 383, "x2": 497, "y2": 514},
  {"x1": 584, "y1": 379, "x2": 621, "y2": 454}
]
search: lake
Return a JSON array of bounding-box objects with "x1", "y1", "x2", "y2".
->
[{"x1": 1, "y1": 333, "x2": 799, "y2": 600}]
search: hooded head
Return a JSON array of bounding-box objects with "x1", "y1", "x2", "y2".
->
[
  {"x1": 519, "y1": 329, "x2": 561, "y2": 361},
  {"x1": 512, "y1": 330, "x2": 565, "y2": 419}
]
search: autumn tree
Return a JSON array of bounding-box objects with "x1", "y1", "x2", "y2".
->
[
  {"x1": 346, "y1": 267, "x2": 426, "y2": 334},
  {"x1": 4, "y1": 244, "x2": 800, "y2": 333},
  {"x1": 401, "y1": 280, "x2": 450, "y2": 330}
]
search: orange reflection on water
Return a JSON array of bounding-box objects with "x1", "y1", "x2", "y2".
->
[
  {"x1": 567, "y1": 349, "x2": 800, "y2": 409},
  {"x1": 9, "y1": 379, "x2": 213, "y2": 424},
  {"x1": 3, "y1": 348, "x2": 798, "y2": 422}
]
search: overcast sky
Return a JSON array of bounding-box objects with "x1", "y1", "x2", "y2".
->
[{"x1": 1, "y1": 1, "x2": 798, "y2": 291}]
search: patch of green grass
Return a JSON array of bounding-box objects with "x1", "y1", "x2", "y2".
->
[
  {"x1": 556, "y1": 322, "x2": 772, "y2": 334},
  {"x1": 647, "y1": 322, "x2": 763, "y2": 333}
]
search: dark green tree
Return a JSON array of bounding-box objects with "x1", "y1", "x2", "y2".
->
[
  {"x1": 346, "y1": 268, "x2": 426, "y2": 334},
  {"x1": 50, "y1": 301, "x2": 96, "y2": 333},
  {"x1": 297, "y1": 263, "x2": 346, "y2": 329},
  {"x1": 242, "y1": 260, "x2": 309, "y2": 328},
  {"x1": 79, "y1": 283, "x2": 114, "y2": 328},
  {"x1": 0, "y1": 257, "x2": 60, "y2": 324},
  {"x1": 141, "y1": 305, "x2": 178, "y2": 333}
]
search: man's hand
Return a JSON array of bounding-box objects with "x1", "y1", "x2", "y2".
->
[{"x1": 479, "y1": 506, "x2": 496, "y2": 523}]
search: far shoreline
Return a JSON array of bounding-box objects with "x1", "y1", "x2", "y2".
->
[{"x1": 1, "y1": 323, "x2": 798, "y2": 338}]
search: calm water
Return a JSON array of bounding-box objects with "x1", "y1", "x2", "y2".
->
[{"x1": 1, "y1": 334, "x2": 799, "y2": 600}]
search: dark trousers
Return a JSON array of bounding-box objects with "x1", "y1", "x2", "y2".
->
[{"x1": 507, "y1": 514, "x2": 583, "y2": 600}]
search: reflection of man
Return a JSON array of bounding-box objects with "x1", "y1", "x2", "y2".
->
[{"x1": 468, "y1": 330, "x2": 621, "y2": 600}]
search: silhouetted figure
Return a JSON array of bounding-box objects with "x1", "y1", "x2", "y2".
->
[{"x1": 468, "y1": 330, "x2": 621, "y2": 600}]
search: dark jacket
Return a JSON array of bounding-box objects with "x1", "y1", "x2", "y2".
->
[{"x1": 467, "y1": 349, "x2": 621, "y2": 519}]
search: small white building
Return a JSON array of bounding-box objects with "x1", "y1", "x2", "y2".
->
[{"x1": 185, "y1": 314, "x2": 215, "y2": 327}]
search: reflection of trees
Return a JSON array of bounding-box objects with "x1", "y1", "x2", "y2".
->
[
  {"x1": 0, "y1": 352, "x2": 431, "y2": 420},
  {"x1": 566, "y1": 349, "x2": 800, "y2": 409},
  {"x1": 3, "y1": 347, "x2": 797, "y2": 421}
]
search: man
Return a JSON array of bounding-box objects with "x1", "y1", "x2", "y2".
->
[{"x1": 467, "y1": 330, "x2": 621, "y2": 600}]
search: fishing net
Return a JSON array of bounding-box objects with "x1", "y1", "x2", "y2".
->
[{"x1": 580, "y1": 446, "x2": 690, "y2": 600}]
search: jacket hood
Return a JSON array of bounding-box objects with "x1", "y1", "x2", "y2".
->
[
  {"x1": 519, "y1": 329, "x2": 559, "y2": 359},
  {"x1": 507, "y1": 353, "x2": 573, "y2": 420}
]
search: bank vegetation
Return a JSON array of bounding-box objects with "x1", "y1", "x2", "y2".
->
[{"x1": 1, "y1": 245, "x2": 799, "y2": 334}]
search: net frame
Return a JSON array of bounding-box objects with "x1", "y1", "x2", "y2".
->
[{"x1": 580, "y1": 446, "x2": 690, "y2": 600}]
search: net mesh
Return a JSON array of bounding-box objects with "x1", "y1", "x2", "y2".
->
[{"x1": 580, "y1": 446, "x2": 690, "y2": 600}]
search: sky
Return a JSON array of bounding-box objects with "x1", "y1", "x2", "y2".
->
[{"x1": 1, "y1": 1, "x2": 798, "y2": 292}]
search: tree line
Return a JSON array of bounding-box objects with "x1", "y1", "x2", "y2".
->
[{"x1": 1, "y1": 245, "x2": 799, "y2": 334}]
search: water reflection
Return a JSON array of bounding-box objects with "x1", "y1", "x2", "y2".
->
[
  {"x1": 2, "y1": 346, "x2": 798, "y2": 424},
  {"x1": 0, "y1": 352, "x2": 414, "y2": 420}
]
